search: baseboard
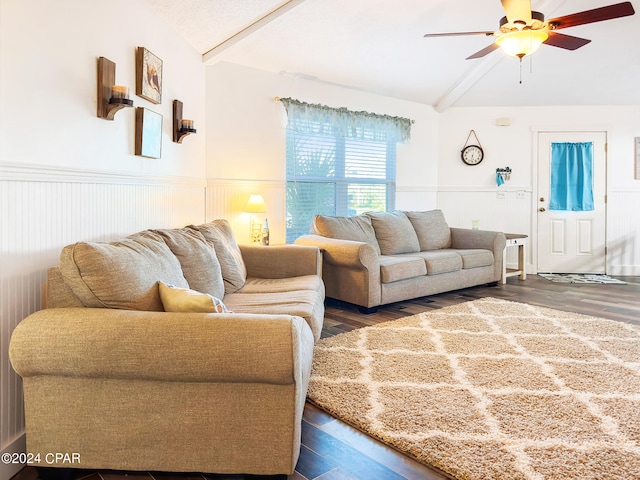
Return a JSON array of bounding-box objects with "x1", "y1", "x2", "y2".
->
[
  {"x1": 1, "y1": 433, "x2": 26, "y2": 480},
  {"x1": 608, "y1": 265, "x2": 640, "y2": 276}
]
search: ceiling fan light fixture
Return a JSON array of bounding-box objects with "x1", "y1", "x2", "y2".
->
[{"x1": 495, "y1": 29, "x2": 549, "y2": 57}]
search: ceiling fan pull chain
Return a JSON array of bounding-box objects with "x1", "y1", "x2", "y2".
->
[{"x1": 519, "y1": 57, "x2": 523, "y2": 84}]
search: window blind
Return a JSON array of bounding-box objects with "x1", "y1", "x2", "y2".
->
[{"x1": 283, "y1": 101, "x2": 407, "y2": 243}]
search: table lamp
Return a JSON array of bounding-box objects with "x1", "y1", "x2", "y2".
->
[{"x1": 244, "y1": 194, "x2": 267, "y2": 243}]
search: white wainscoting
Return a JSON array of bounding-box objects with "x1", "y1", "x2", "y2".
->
[
  {"x1": 438, "y1": 187, "x2": 534, "y2": 273},
  {"x1": 206, "y1": 179, "x2": 287, "y2": 245},
  {"x1": 439, "y1": 186, "x2": 640, "y2": 276},
  {"x1": 0, "y1": 163, "x2": 206, "y2": 480},
  {"x1": 395, "y1": 186, "x2": 438, "y2": 212},
  {"x1": 607, "y1": 190, "x2": 640, "y2": 276}
]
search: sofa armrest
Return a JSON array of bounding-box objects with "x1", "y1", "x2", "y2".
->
[
  {"x1": 295, "y1": 235, "x2": 379, "y2": 270},
  {"x1": 239, "y1": 244, "x2": 322, "y2": 278},
  {"x1": 295, "y1": 235, "x2": 381, "y2": 309},
  {"x1": 450, "y1": 228, "x2": 506, "y2": 253},
  {"x1": 10, "y1": 308, "x2": 314, "y2": 385},
  {"x1": 450, "y1": 228, "x2": 506, "y2": 282}
]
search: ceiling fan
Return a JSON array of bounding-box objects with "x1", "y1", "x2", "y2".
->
[{"x1": 424, "y1": 0, "x2": 635, "y2": 60}]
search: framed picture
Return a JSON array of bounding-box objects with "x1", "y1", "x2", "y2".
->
[
  {"x1": 135, "y1": 47, "x2": 162, "y2": 104},
  {"x1": 135, "y1": 108, "x2": 162, "y2": 159}
]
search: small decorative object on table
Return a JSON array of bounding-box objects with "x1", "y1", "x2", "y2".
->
[{"x1": 261, "y1": 219, "x2": 270, "y2": 246}]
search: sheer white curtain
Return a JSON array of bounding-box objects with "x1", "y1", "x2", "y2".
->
[{"x1": 279, "y1": 97, "x2": 412, "y2": 142}]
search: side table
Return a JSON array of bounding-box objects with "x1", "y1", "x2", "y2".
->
[{"x1": 503, "y1": 233, "x2": 527, "y2": 284}]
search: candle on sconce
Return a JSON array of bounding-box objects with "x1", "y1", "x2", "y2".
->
[
  {"x1": 111, "y1": 85, "x2": 129, "y2": 100},
  {"x1": 181, "y1": 119, "x2": 194, "y2": 130}
]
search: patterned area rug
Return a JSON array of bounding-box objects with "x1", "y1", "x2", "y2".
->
[
  {"x1": 307, "y1": 298, "x2": 640, "y2": 480},
  {"x1": 538, "y1": 273, "x2": 627, "y2": 284}
]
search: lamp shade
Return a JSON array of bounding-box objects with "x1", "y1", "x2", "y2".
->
[
  {"x1": 495, "y1": 30, "x2": 548, "y2": 57},
  {"x1": 244, "y1": 194, "x2": 267, "y2": 213}
]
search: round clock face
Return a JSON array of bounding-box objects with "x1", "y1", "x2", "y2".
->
[{"x1": 461, "y1": 145, "x2": 484, "y2": 165}]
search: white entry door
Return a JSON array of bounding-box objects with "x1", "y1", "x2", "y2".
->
[{"x1": 537, "y1": 131, "x2": 607, "y2": 273}]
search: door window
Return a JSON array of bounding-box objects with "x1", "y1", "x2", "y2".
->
[{"x1": 549, "y1": 142, "x2": 594, "y2": 211}]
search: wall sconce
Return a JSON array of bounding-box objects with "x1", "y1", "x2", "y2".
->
[
  {"x1": 244, "y1": 194, "x2": 267, "y2": 244},
  {"x1": 173, "y1": 99, "x2": 196, "y2": 143},
  {"x1": 97, "y1": 57, "x2": 133, "y2": 120}
]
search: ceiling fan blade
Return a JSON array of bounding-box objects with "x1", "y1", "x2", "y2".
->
[
  {"x1": 501, "y1": 0, "x2": 532, "y2": 23},
  {"x1": 544, "y1": 31, "x2": 592, "y2": 50},
  {"x1": 547, "y1": 1, "x2": 635, "y2": 29},
  {"x1": 466, "y1": 43, "x2": 500, "y2": 60},
  {"x1": 424, "y1": 31, "x2": 494, "y2": 38}
]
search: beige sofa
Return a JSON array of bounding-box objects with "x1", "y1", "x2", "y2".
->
[
  {"x1": 9, "y1": 220, "x2": 324, "y2": 477},
  {"x1": 295, "y1": 210, "x2": 506, "y2": 312}
]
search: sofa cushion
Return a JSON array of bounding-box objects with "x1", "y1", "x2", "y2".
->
[
  {"x1": 238, "y1": 275, "x2": 324, "y2": 294},
  {"x1": 223, "y1": 290, "x2": 324, "y2": 342},
  {"x1": 404, "y1": 210, "x2": 451, "y2": 250},
  {"x1": 366, "y1": 211, "x2": 420, "y2": 255},
  {"x1": 59, "y1": 234, "x2": 188, "y2": 311},
  {"x1": 313, "y1": 215, "x2": 381, "y2": 255},
  {"x1": 149, "y1": 228, "x2": 225, "y2": 299},
  {"x1": 414, "y1": 250, "x2": 463, "y2": 275},
  {"x1": 457, "y1": 249, "x2": 494, "y2": 269},
  {"x1": 379, "y1": 255, "x2": 427, "y2": 283},
  {"x1": 189, "y1": 220, "x2": 247, "y2": 294},
  {"x1": 158, "y1": 282, "x2": 231, "y2": 313}
]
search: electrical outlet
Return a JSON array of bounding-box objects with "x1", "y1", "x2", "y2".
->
[{"x1": 496, "y1": 191, "x2": 506, "y2": 199}]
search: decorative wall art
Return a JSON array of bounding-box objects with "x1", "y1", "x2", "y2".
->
[
  {"x1": 135, "y1": 107, "x2": 162, "y2": 159},
  {"x1": 135, "y1": 47, "x2": 162, "y2": 104}
]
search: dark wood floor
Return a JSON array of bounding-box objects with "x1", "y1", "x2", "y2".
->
[{"x1": 12, "y1": 275, "x2": 640, "y2": 480}]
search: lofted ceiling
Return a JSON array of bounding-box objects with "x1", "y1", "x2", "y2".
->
[{"x1": 148, "y1": 0, "x2": 640, "y2": 111}]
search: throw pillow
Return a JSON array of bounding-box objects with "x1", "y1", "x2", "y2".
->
[
  {"x1": 146, "y1": 228, "x2": 225, "y2": 299},
  {"x1": 312, "y1": 214, "x2": 381, "y2": 255},
  {"x1": 366, "y1": 211, "x2": 420, "y2": 255},
  {"x1": 404, "y1": 210, "x2": 452, "y2": 250},
  {"x1": 158, "y1": 282, "x2": 231, "y2": 313},
  {"x1": 188, "y1": 220, "x2": 247, "y2": 294},
  {"x1": 59, "y1": 234, "x2": 189, "y2": 311}
]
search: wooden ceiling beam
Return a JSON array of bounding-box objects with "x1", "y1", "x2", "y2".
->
[{"x1": 203, "y1": 0, "x2": 306, "y2": 63}]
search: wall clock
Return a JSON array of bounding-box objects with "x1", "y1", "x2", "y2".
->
[{"x1": 461, "y1": 130, "x2": 484, "y2": 166}]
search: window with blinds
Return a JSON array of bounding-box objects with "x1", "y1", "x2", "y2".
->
[
  {"x1": 279, "y1": 97, "x2": 411, "y2": 244},
  {"x1": 286, "y1": 129, "x2": 396, "y2": 243}
]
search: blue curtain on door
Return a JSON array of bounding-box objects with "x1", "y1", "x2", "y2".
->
[{"x1": 549, "y1": 142, "x2": 594, "y2": 211}]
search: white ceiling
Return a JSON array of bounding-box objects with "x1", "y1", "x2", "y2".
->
[{"x1": 148, "y1": 0, "x2": 640, "y2": 110}]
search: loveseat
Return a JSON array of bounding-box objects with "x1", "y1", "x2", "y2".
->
[
  {"x1": 9, "y1": 220, "x2": 325, "y2": 477},
  {"x1": 295, "y1": 209, "x2": 505, "y2": 312}
]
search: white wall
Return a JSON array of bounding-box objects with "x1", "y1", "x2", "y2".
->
[
  {"x1": 205, "y1": 62, "x2": 439, "y2": 244},
  {"x1": 0, "y1": 0, "x2": 205, "y2": 177},
  {"x1": 437, "y1": 105, "x2": 640, "y2": 275},
  {"x1": 0, "y1": 2, "x2": 206, "y2": 478}
]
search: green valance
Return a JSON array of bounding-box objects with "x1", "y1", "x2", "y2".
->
[{"x1": 279, "y1": 97, "x2": 412, "y2": 143}]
